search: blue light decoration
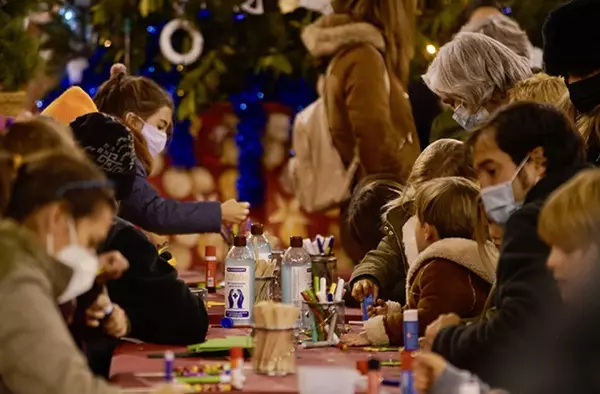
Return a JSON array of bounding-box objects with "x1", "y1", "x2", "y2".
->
[{"x1": 41, "y1": 7, "x2": 317, "y2": 208}]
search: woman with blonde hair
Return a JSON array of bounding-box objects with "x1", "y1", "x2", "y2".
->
[
  {"x1": 350, "y1": 139, "x2": 476, "y2": 303},
  {"x1": 423, "y1": 32, "x2": 532, "y2": 131},
  {"x1": 344, "y1": 177, "x2": 497, "y2": 347},
  {"x1": 508, "y1": 73, "x2": 567, "y2": 105}
]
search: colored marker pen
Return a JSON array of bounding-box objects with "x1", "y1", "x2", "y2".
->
[{"x1": 362, "y1": 294, "x2": 374, "y2": 320}]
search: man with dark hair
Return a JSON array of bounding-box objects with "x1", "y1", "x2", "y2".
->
[{"x1": 424, "y1": 102, "x2": 588, "y2": 392}]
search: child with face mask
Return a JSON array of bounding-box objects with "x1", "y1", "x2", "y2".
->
[
  {"x1": 94, "y1": 65, "x2": 249, "y2": 235},
  {"x1": 0, "y1": 118, "x2": 182, "y2": 394},
  {"x1": 343, "y1": 177, "x2": 497, "y2": 347}
]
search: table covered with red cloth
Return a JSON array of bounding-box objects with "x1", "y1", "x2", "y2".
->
[{"x1": 111, "y1": 328, "x2": 401, "y2": 393}]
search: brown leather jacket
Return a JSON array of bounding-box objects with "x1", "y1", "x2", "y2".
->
[
  {"x1": 302, "y1": 14, "x2": 420, "y2": 182},
  {"x1": 364, "y1": 238, "x2": 498, "y2": 346}
]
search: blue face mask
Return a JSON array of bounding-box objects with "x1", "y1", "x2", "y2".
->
[
  {"x1": 481, "y1": 155, "x2": 530, "y2": 226},
  {"x1": 453, "y1": 105, "x2": 489, "y2": 130}
]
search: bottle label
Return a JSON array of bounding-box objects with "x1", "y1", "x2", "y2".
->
[
  {"x1": 225, "y1": 266, "x2": 251, "y2": 319},
  {"x1": 285, "y1": 266, "x2": 312, "y2": 305}
]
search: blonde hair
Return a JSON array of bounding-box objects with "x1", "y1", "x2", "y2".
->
[
  {"x1": 422, "y1": 32, "x2": 532, "y2": 111},
  {"x1": 332, "y1": 0, "x2": 416, "y2": 85},
  {"x1": 414, "y1": 177, "x2": 489, "y2": 245},
  {"x1": 558, "y1": 93, "x2": 600, "y2": 157},
  {"x1": 508, "y1": 73, "x2": 567, "y2": 105},
  {"x1": 384, "y1": 139, "x2": 476, "y2": 217},
  {"x1": 460, "y1": 14, "x2": 531, "y2": 59},
  {"x1": 539, "y1": 169, "x2": 600, "y2": 251}
]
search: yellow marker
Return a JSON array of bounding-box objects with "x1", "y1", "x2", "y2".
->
[{"x1": 329, "y1": 283, "x2": 337, "y2": 296}]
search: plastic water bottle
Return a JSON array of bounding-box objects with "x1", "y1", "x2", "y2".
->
[
  {"x1": 247, "y1": 223, "x2": 272, "y2": 262},
  {"x1": 224, "y1": 235, "x2": 255, "y2": 326},
  {"x1": 281, "y1": 236, "x2": 312, "y2": 307}
]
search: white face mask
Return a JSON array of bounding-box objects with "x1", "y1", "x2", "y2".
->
[
  {"x1": 481, "y1": 155, "x2": 530, "y2": 226},
  {"x1": 48, "y1": 219, "x2": 99, "y2": 304},
  {"x1": 141, "y1": 122, "x2": 167, "y2": 157},
  {"x1": 453, "y1": 105, "x2": 489, "y2": 131}
]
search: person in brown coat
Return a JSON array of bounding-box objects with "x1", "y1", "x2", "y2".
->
[
  {"x1": 350, "y1": 139, "x2": 478, "y2": 304},
  {"x1": 343, "y1": 177, "x2": 497, "y2": 346},
  {"x1": 301, "y1": 0, "x2": 421, "y2": 262}
]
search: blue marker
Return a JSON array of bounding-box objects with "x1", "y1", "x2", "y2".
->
[
  {"x1": 362, "y1": 294, "x2": 374, "y2": 321},
  {"x1": 164, "y1": 350, "x2": 174, "y2": 382}
]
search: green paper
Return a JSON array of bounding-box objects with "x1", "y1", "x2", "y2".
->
[{"x1": 188, "y1": 336, "x2": 253, "y2": 353}]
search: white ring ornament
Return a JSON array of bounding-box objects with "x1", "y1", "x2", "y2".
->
[{"x1": 159, "y1": 19, "x2": 203, "y2": 65}]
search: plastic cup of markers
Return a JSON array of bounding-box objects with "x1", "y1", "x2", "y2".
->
[
  {"x1": 300, "y1": 300, "x2": 347, "y2": 341},
  {"x1": 298, "y1": 366, "x2": 359, "y2": 394}
]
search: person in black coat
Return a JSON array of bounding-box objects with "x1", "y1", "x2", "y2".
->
[
  {"x1": 423, "y1": 102, "x2": 588, "y2": 392},
  {"x1": 543, "y1": 0, "x2": 600, "y2": 166},
  {"x1": 70, "y1": 113, "x2": 209, "y2": 376}
]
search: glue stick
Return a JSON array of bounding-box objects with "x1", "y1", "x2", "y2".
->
[
  {"x1": 164, "y1": 350, "x2": 174, "y2": 383},
  {"x1": 403, "y1": 309, "x2": 419, "y2": 350},
  {"x1": 362, "y1": 294, "x2": 374, "y2": 321},
  {"x1": 230, "y1": 347, "x2": 245, "y2": 390},
  {"x1": 206, "y1": 245, "x2": 217, "y2": 294}
]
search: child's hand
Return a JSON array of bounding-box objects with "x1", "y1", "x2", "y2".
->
[
  {"x1": 368, "y1": 299, "x2": 388, "y2": 318},
  {"x1": 413, "y1": 352, "x2": 448, "y2": 393},
  {"x1": 97, "y1": 251, "x2": 129, "y2": 283},
  {"x1": 103, "y1": 304, "x2": 129, "y2": 338},
  {"x1": 221, "y1": 199, "x2": 250, "y2": 224},
  {"x1": 341, "y1": 331, "x2": 370, "y2": 347},
  {"x1": 85, "y1": 288, "x2": 111, "y2": 328},
  {"x1": 351, "y1": 279, "x2": 379, "y2": 301},
  {"x1": 424, "y1": 313, "x2": 461, "y2": 350}
]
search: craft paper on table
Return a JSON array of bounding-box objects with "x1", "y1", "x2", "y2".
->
[{"x1": 188, "y1": 336, "x2": 253, "y2": 353}]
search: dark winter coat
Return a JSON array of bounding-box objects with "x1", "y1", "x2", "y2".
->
[
  {"x1": 432, "y1": 165, "x2": 587, "y2": 393},
  {"x1": 119, "y1": 162, "x2": 221, "y2": 235}
]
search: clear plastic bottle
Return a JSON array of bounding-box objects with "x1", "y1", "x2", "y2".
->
[
  {"x1": 224, "y1": 235, "x2": 255, "y2": 326},
  {"x1": 281, "y1": 236, "x2": 312, "y2": 307},
  {"x1": 247, "y1": 223, "x2": 272, "y2": 262}
]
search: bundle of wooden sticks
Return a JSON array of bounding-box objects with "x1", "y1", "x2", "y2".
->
[
  {"x1": 252, "y1": 302, "x2": 299, "y2": 375},
  {"x1": 254, "y1": 259, "x2": 276, "y2": 303}
]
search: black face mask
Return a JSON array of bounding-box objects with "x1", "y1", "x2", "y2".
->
[{"x1": 567, "y1": 72, "x2": 600, "y2": 114}]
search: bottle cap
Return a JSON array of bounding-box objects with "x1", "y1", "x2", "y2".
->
[
  {"x1": 233, "y1": 235, "x2": 247, "y2": 247},
  {"x1": 367, "y1": 358, "x2": 380, "y2": 371},
  {"x1": 356, "y1": 360, "x2": 368, "y2": 375},
  {"x1": 206, "y1": 245, "x2": 217, "y2": 257},
  {"x1": 250, "y1": 223, "x2": 264, "y2": 235},
  {"x1": 230, "y1": 347, "x2": 243, "y2": 359},
  {"x1": 403, "y1": 309, "x2": 418, "y2": 322},
  {"x1": 290, "y1": 236, "x2": 303, "y2": 248},
  {"x1": 221, "y1": 316, "x2": 234, "y2": 328}
]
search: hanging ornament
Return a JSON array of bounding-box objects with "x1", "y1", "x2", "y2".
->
[
  {"x1": 66, "y1": 57, "x2": 89, "y2": 84},
  {"x1": 279, "y1": 0, "x2": 332, "y2": 14},
  {"x1": 241, "y1": 0, "x2": 264, "y2": 15},
  {"x1": 159, "y1": 19, "x2": 204, "y2": 65}
]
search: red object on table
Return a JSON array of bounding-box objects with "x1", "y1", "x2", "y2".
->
[{"x1": 110, "y1": 328, "x2": 399, "y2": 393}]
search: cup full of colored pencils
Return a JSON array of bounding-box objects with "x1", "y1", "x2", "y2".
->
[{"x1": 300, "y1": 278, "x2": 347, "y2": 344}]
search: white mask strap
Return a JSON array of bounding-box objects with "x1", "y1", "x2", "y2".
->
[{"x1": 510, "y1": 154, "x2": 531, "y2": 183}]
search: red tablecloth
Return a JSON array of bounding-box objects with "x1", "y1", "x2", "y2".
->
[{"x1": 111, "y1": 328, "x2": 401, "y2": 393}]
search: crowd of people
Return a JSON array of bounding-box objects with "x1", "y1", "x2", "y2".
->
[{"x1": 0, "y1": 0, "x2": 599, "y2": 393}]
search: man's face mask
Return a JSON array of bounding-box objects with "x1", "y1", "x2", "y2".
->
[{"x1": 453, "y1": 105, "x2": 489, "y2": 131}]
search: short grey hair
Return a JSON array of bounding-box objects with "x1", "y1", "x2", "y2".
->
[
  {"x1": 461, "y1": 14, "x2": 531, "y2": 59},
  {"x1": 422, "y1": 32, "x2": 532, "y2": 110}
]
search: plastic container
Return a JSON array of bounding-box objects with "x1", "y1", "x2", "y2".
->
[
  {"x1": 247, "y1": 224, "x2": 272, "y2": 262},
  {"x1": 310, "y1": 255, "x2": 338, "y2": 290},
  {"x1": 224, "y1": 236, "x2": 255, "y2": 325},
  {"x1": 403, "y1": 309, "x2": 419, "y2": 350},
  {"x1": 281, "y1": 236, "x2": 312, "y2": 308},
  {"x1": 301, "y1": 300, "x2": 346, "y2": 341}
]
